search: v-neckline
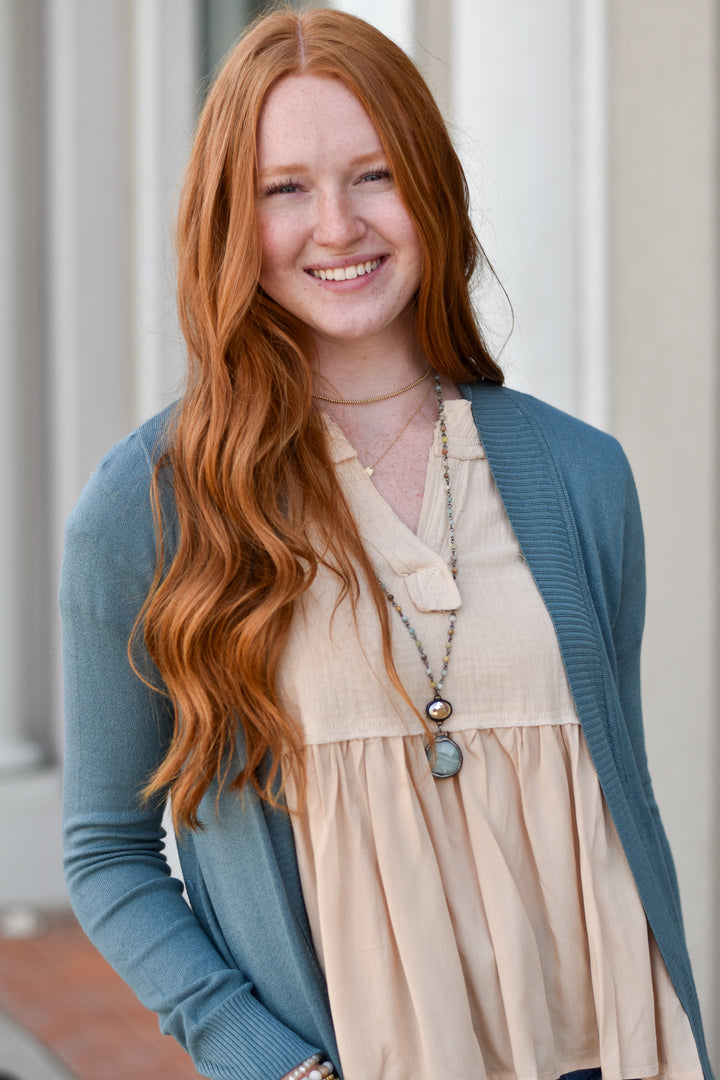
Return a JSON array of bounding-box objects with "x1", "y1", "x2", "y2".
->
[{"x1": 321, "y1": 401, "x2": 484, "y2": 613}]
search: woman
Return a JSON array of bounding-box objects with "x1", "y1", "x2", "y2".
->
[{"x1": 61, "y1": 8, "x2": 714, "y2": 1080}]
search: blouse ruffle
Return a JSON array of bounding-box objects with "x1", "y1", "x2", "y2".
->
[{"x1": 288, "y1": 725, "x2": 699, "y2": 1080}]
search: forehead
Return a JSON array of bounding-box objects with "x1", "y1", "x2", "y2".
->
[{"x1": 256, "y1": 74, "x2": 383, "y2": 172}]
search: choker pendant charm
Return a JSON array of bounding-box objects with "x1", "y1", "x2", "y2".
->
[{"x1": 425, "y1": 698, "x2": 462, "y2": 778}]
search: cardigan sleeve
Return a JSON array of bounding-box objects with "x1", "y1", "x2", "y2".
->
[
  {"x1": 610, "y1": 460, "x2": 684, "y2": 924},
  {"x1": 60, "y1": 429, "x2": 321, "y2": 1080}
]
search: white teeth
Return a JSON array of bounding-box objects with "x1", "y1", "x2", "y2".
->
[{"x1": 311, "y1": 258, "x2": 380, "y2": 281}]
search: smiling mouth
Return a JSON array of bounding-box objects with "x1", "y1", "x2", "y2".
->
[{"x1": 308, "y1": 257, "x2": 383, "y2": 282}]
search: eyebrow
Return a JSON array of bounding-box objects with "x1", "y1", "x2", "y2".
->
[{"x1": 257, "y1": 150, "x2": 386, "y2": 179}]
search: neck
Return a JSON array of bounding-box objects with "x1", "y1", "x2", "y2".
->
[{"x1": 311, "y1": 323, "x2": 427, "y2": 403}]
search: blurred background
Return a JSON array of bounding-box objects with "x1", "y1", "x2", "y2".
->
[{"x1": 0, "y1": 0, "x2": 717, "y2": 1073}]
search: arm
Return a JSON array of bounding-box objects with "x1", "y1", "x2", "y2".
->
[
  {"x1": 61, "y1": 430, "x2": 321, "y2": 1080},
  {"x1": 611, "y1": 460, "x2": 684, "y2": 922}
]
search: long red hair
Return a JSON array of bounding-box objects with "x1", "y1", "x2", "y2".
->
[{"x1": 137, "y1": 7, "x2": 503, "y2": 828}]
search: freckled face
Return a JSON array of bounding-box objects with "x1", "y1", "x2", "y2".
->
[{"x1": 255, "y1": 75, "x2": 423, "y2": 357}]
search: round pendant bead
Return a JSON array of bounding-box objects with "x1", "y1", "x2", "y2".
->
[
  {"x1": 426, "y1": 734, "x2": 463, "y2": 778},
  {"x1": 426, "y1": 698, "x2": 452, "y2": 722}
]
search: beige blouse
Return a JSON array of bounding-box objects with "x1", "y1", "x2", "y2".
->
[{"x1": 279, "y1": 400, "x2": 702, "y2": 1080}]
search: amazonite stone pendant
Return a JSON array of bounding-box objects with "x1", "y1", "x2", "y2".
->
[{"x1": 425, "y1": 733, "x2": 463, "y2": 778}]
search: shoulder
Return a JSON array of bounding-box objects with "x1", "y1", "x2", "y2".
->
[
  {"x1": 461, "y1": 380, "x2": 632, "y2": 492},
  {"x1": 67, "y1": 405, "x2": 176, "y2": 527},
  {"x1": 461, "y1": 382, "x2": 644, "y2": 632},
  {"x1": 462, "y1": 380, "x2": 623, "y2": 457},
  {"x1": 460, "y1": 381, "x2": 641, "y2": 580},
  {"x1": 63, "y1": 405, "x2": 178, "y2": 585}
]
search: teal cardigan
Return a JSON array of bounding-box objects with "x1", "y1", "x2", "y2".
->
[{"x1": 61, "y1": 381, "x2": 714, "y2": 1080}]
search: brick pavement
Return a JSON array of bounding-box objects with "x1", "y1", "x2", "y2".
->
[{"x1": 0, "y1": 911, "x2": 198, "y2": 1079}]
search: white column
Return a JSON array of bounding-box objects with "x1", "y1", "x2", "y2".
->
[
  {"x1": 48, "y1": 0, "x2": 137, "y2": 759},
  {"x1": 131, "y1": 0, "x2": 199, "y2": 885},
  {"x1": 332, "y1": 0, "x2": 417, "y2": 57},
  {"x1": 575, "y1": 0, "x2": 609, "y2": 430},
  {"x1": 132, "y1": 0, "x2": 197, "y2": 424},
  {"x1": 452, "y1": 0, "x2": 578, "y2": 414},
  {"x1": 415, "y1": 0, "x2": 453, "y2": 118},
  {"x1": 0, "y1": 1, "x2": 44, "y2": 772},
  {"x1": 608, "y1": 1, "x2": 719, "y2": 1057},
  {"x1": 48, "y1": 0, "x2": 136, "y2": 527}
]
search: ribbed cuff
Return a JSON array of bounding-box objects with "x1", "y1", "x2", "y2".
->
[{"x1": 191, "y1": 987, "x2": 322, "y2": 1080}]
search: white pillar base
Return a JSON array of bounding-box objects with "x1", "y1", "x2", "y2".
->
[
  {"x1": 0, "y1": 768, "x2": 68, "y2": 910},
  {"x1": 0, "y1": 738, "x2": 44, "y2": 775}
]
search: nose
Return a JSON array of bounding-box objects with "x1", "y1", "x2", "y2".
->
[{"x1": 313, "y1": 189, "x2": 367, "y2": 249}]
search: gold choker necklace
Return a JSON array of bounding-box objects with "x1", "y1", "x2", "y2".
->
[{"x1": 313, "y1": 366, "x2": 432, "y2": 405}]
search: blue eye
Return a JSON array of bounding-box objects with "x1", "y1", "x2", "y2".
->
[
  {"x1": 358, "y1": 168, "x2": 391, "y2": 184},
  {"x1": 264, "y1": 178, "x2": 300, "y2": 196}
]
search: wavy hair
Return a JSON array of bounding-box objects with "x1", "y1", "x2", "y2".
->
[{"x1": 137, "y1": 6, "x2": 504, "y2": 828}]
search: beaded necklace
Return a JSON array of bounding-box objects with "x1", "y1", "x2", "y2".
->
[{"x1": 377, "y1": 373, "x2": 463, "y2": 778}]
